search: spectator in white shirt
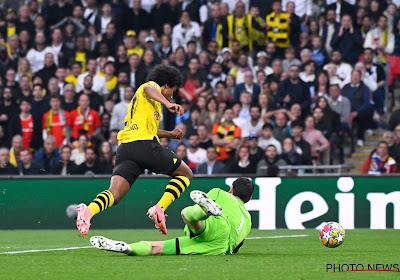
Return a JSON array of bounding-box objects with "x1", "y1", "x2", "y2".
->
[
  {"x1": 110, "y1": 86, "x2": 135, "y2": 131},
  {"x1": 76, "y1": 58, "x2": 109, "y2": 97},
  {"x1": 258, "y1": 123, "x2": 283, "y2": 154},
  {"x1": 172, "y1": 11, "x2": 201, "y2": 54},
  {"x1": 26, "y1": 32, "x2": 58, "y2": 74},
  {"x1": 187, "y1": 133, "x2": 207, "y2": 166}
]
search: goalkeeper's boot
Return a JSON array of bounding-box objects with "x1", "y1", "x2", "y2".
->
[
  {"x1": 190, "y1": 190, "x2": 223, "y2": 216},
  {"x1": 147, "y1": 205, "x2": 167, "y2": 235},
  {"x1": 90, "y1": 236, "x2": 131, "y2": 254},
  {"x1": 76, "y1": 203, "x2": 93, "y2": 235}
]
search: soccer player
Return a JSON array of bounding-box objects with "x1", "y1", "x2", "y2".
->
[
  {"x1": 77, "y1": 64, "x2": 193, "y2": 236},
  {"x1": 90, "y1": 177, "x2": 253, "y2": 256}
]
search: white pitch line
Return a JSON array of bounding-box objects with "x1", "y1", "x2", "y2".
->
[
  {"x1": 0, "y1": 246, "x2": 93, "y2": 255},
  {"x1": 0, "y1": 235, "x2": 308, "y2": 255},
  {"x1": 247, "y1": 234, "x2": 308, "y2": 240}
]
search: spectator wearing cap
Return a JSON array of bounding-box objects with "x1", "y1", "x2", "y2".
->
[
  {"x1": 258, "y1": 122, "x2": 282, "y2": 153},
  {"x1": 291, "y1": 120, "x2": 312, "y2": 165},
  {"x1": 197, "y1": 146, "x2": 226, "y2": 175},
  {"x1": 172, "y1": 11, "x2": 201, "y2": 54},
  {"x1": 248, "y1": 133, "x2": 265, "y2": 165},
  {"x1": 203, "y1": 5, "x2": 228, "y2": 50},
  {"x1": 282, "y1": 47, "x2": 301, "y2": 73},
  {"x1": 253, "y1": 51, "x2": 273, "y2": 78},
  {"x1": 76, "y1": 58, "x2": 109, "y2": 97},
  {"x1": 342, "y1": 70, "x2": 373, "y2": 147},
  {"x1": 125, "y1": 30, "x2": 144, "y2": 57},
  {"x1": 331, "y1": 14, "x2": 362, "y2": 65},
  {"x1": 233, "y1": 71, "x2": 261, "y2": 104},
  {"x1": 277, "y1": 65, "x2": 311, "y2": 114},
  {"x1": 361, "y1": 141, "x2": 397, "y2": 174}
]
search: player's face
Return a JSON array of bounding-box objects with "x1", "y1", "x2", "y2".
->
[{"x1": 161, "y1": 85, "x2": 177, "y2": 101}]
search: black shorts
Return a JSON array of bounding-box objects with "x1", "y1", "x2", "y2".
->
[{"x1": 112, "y1": 137, "x2": 181, "y2": 186}]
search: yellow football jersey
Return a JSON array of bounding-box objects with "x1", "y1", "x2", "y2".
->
[{"x1": 117, "y1": 81, "x2": 162, "y2": 144}]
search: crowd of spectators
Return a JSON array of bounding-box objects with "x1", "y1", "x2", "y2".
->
[{"x1": 0, "y1": 0, "x2": 399, "y2": 176}]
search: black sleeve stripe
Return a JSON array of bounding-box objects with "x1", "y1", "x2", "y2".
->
[{"x1": 175, "y1": 238, "x2": 180, "y2": 255}]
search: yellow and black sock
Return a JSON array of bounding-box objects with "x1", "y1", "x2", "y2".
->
[
  {"x1": 157, "y1": 176, "x2": 190, "y2": 211},
  {"x1": 87, "y1": 190, "x2": 115, "y2": 216}
]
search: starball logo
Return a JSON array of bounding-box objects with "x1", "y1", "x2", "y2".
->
[{"x1": 326, "y1": 263, "x2": 400, "y2": 273}]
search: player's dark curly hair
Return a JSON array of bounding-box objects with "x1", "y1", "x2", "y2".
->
[
  {"x1": 146, "y1": 64, "x2": 183, "y2": 89},
  {"x1": 232, "y1": 177, "x2": 254, "y2": 203}
]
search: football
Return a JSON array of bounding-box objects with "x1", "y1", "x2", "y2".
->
[{"x1": 319, "y1": 222, "x2": 346, "y2": 248}]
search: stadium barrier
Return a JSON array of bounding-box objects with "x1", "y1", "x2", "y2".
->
[{"x1": 0, "y1": 176, "x2": 399, "y2": 230}]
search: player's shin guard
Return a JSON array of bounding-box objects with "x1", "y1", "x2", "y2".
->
[
  {"x1": 182, "y1": 205, "x2": 208, "y2": 222},
  {"x1": 87, "y1": 190, "x2": 115, "y2": 216},
  {"x1": 127, "y1": 241, "x2": 152, "y2": 256},
  {"x1": 157, "y1": 176, "x2": 190, "y2": 210}
]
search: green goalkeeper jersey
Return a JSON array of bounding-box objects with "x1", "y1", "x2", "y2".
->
[{"x1": 207, "y1": 188, "x2": 252, "y2": 254}]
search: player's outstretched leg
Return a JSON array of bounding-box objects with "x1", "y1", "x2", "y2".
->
[
  {"x1": 148, "y1": 162, "x2": 193, "y2": 235},
  {"x1": 91, "y1": 236, "x2": 158, "y2": 256},
  {"x1": 77, "y1": 175, "x2": 130, "y2": 235}
]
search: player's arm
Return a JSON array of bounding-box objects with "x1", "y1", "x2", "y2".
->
[
  {"x1": 144, "y1": 85, "x2": 184, "y2": 116},
  {"x1": 157, "y1": 128, "x2": 183, "y2": 139}
]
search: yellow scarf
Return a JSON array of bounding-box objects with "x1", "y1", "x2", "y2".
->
[
  {"x1": 46, "y1": 109, "x2": 66, "y2": 135},
  {"x1": 77, "y1": 106, "x2": 89, "y2": 131}
]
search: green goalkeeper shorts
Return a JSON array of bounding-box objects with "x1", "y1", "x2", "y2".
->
[{"x1": 163, "y1": 216, "x2": 230, "y2": 255}]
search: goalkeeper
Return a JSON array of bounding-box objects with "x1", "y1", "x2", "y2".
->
[{"x1": 90, "y1": 177, "x2": 253, "y2": 256}]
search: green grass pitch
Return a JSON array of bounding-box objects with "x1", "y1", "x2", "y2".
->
[{"x1": 0, "y1": 229, "x2": 399, "y2": 280}]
